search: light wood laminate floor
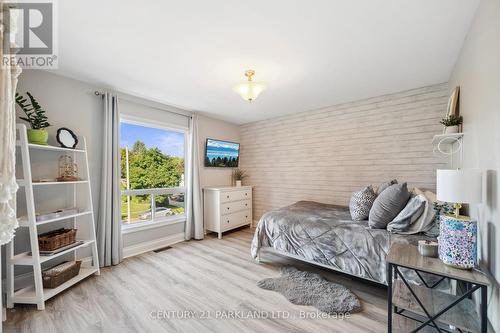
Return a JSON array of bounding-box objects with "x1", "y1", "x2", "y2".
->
[{"x1": 4, "y1": 227, "x2": 388, "y2": 333}]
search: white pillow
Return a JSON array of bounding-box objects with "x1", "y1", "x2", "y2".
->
[{"x1": 395, "y1": 188, "x2": 436, "y2": 235}]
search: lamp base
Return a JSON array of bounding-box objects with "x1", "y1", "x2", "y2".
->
[
  {"x1": 438, "y1": 215, "x2": 477, "y2": 270},
  {"x1": 443, "y1": 213, "x2": 471, "y2": 221}
]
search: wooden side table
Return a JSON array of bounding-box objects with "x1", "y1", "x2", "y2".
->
[{"x1": 386, "y1": 243, "x2": 491, "y2": 333}]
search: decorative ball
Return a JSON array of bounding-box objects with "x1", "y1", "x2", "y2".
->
[{"x1": 438, "y1": 215, "x2": 477, "y2": 269}]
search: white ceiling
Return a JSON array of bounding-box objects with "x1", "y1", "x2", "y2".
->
[{"x1": 55, "y1": 0, "x2": 479, "y2": 124}]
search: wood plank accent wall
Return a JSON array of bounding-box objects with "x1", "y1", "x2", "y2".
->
[{"x1": 239, "y1": 83, "x2": 449, "y2": 220}]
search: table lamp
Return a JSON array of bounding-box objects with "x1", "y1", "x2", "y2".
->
[{"x1": 436, "y1": 169, "x2": 482, "y2": 269}]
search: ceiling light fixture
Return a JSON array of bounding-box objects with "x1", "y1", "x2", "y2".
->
[{"x1": 233, "y1": 70, "x2": 266, "y2": 102}]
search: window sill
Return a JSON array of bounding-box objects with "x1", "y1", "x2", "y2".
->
[{"x1": 121, "y1": 216, "x2": 186, "y2": 234}]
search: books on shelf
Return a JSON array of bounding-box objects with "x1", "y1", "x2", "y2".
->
[{"x1": 36, "y1": 208, "x2": 79, "y2": 222}]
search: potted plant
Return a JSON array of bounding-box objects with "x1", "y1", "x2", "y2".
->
[
  {"x1": 232, "y1": 168, "x2": 247, "y2": 187},
  {"x1": 440, "y1": 114, "x2": 463, "y2": 134},
  {"x1": 16, "y1": 92, "x2": 51, "y2": 145}
]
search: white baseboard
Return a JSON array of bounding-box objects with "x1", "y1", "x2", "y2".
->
[{"x1": 123, "y1": 233, "x2": 185, "y2": 259}]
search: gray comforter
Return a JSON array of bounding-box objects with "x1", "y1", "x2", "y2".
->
[{"x1": 251, "y1": 201, "x2": 427, "y2": 285}]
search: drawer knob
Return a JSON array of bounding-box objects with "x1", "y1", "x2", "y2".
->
[
  {"x1": 245, "y1": 216, "x2": 248, "y2": 218},
  {"x1": 227, "y1": 207, "x2": 230, "y2": 210},
  {"x1": 245, "y1": 203, "x2": 248, "y2": 206},
  {"x1": 245, "y1": 193, "x2": 248, "y2": 196},
  {"x1": 227, "y1": 195, "x2": 230, "y2": 198},
  {"x1": 226, "y1": 220, "x2": 230, "y2": 223}
]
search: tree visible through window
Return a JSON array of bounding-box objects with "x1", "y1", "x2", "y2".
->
[{"x1": 120, "y1": 121, "x2": 186, "y2": 225}]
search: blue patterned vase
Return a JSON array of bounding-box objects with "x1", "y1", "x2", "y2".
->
[{"x1": 438, "y1": 215, "x2": 477, "y2": 269}]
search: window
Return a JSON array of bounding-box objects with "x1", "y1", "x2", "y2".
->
[{"x1": 120, "y1": 120, "x2": 186, "y2": 228}]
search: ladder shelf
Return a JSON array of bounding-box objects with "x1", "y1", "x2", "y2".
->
[{"x1": 6, "y1": 124, "x2": 100, "y2": 310}]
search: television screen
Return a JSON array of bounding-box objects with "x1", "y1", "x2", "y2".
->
[{"x1": 205, "y1": 138, "x2": 240, "y2": 167}]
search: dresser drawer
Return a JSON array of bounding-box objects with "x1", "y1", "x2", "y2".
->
[
  {"x1": 220, "y1": 209, "x2": 252, "y2": 231},
  {"x1": 220, "y1": 189, "x2": 252, "y2": 203},
  {"x1": 221, "y1": 199, "x2": 251, "y2": 215}
]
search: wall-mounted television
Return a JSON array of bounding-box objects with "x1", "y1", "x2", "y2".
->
[{"x1": 205, "y1": 138, "x2": 240, "y2": 167}]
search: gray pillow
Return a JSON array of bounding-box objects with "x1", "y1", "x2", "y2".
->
[
  {"x1": 387, "y1": 194, "x2": 426, "y2": 233},
  {"x1": 369, "y1": 183, "x2": 410, "y2": 229},
  {"x1": 349, "y1": 186, "x2": 377, "y2": 221},
  {"x1": 377, "y1": 179, "x2": 398, "y2": 194}
]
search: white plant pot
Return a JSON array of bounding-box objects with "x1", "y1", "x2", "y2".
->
[
  {"x1": 444, "y1": 125, "x2": 459, "y2": 134},
  {"x1": 235, "y1": 180, "x2": 242, "y2": 187}
]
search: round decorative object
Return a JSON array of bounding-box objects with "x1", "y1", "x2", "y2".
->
[
  {"x1": 56, "y1": 128, "x2": 78, "y2": 149},
  {"x1": 438, "y1": 214, "x2": 477, "y2": 269}
]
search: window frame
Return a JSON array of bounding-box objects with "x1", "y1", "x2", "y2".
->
[{"x1": 120, "y1": 115, "x2": 188, "y2": 233}]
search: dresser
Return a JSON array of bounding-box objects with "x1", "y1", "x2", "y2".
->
[{"x1": 203, "y1": 186, "x2": 252, "y2": 239}]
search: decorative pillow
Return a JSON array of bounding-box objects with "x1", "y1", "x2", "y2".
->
[
  {"x1": 368, "y1": 183, "x2": 410, "y2": 229},
  {"x1": 377, "y1": 179, "x2": 398, "y2": 194},
  {"x1": 397, "y1": 188, "x2": 443, "y2": 235},
  {"x1": 349, "y1": 186, "x2": 377, "y2": 221},
  {"x1": 387, "y1": 194, "x2": 426, "y2": 233}
]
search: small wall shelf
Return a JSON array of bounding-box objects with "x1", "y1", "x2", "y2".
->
[
  {"x1": 432, "y1": 132, "x2": 464, "y2": 168},
  {"x1": 431, "y1": 133, "x2": 464, "y2": 146}
]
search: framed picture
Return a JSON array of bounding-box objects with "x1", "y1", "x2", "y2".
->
[{"x1": 446, "y1": 86, "x2": 460, "y2": 117}]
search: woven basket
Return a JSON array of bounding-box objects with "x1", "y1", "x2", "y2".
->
[
  {"x1": 38, "y1": 228, "x2": 77, "y2": 251},
  {"x1": 42, "y1": 261, "x2": 82, "y2": 288}
]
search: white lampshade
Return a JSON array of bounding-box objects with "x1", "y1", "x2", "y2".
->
[
  {"x1": 436, "y1": 169, "x2": 482, "y2": 204},
  {"x1": 233, "y1": 69, "x2": 266, "y2": 102},
  {"x1": 233, "y1": 81, "x2": 266, "y2": 102}
]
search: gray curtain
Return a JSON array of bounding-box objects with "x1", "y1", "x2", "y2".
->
[
  {"x1": 185, "y1": 114, "x2": 203, "y2": 240},
  {"x1": 97, "y1": 92, "x2": 123, "y2": 266}
]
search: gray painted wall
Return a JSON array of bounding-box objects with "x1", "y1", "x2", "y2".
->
[
  {"x1": 240, "y1": 84, "x2": 448, "y2": 220},
  {"x1": 449, "y1": 0, "x2": 500, "y2": 329}
]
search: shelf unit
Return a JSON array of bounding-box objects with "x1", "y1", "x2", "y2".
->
[
  {"x1": 432, "y1": 132, "x2": 464, "y2": 168},
  {"x1": 6, "y1": 124, "x2": 100, "y2": 310}
]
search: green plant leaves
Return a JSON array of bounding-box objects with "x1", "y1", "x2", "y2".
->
[
  {"x1": 439, "y1": 114, "x2": 463, "y2": 127},
  {"x1": 15, "y1": 92, "x2": 50, "y2": 129}
]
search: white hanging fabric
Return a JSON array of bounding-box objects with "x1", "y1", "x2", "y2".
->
[{"x1": 0, "y1": 2, "x2": 22, "y2": 245}]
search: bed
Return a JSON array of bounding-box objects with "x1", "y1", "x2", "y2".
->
[{"x1": 251, "y1": 201, "x2": 431, "y2": 285}]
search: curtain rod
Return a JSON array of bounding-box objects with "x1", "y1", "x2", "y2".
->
[{"x1": 94, "y1": 90, "x2": 192, "y2": 119}]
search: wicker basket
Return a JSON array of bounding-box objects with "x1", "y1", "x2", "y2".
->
[
  {"x1": 42, "y1": 261, "x2": 82, "y2": 288},
  {"x1": 38, "y1": 228, "x2": 77, "y2": 251}
]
